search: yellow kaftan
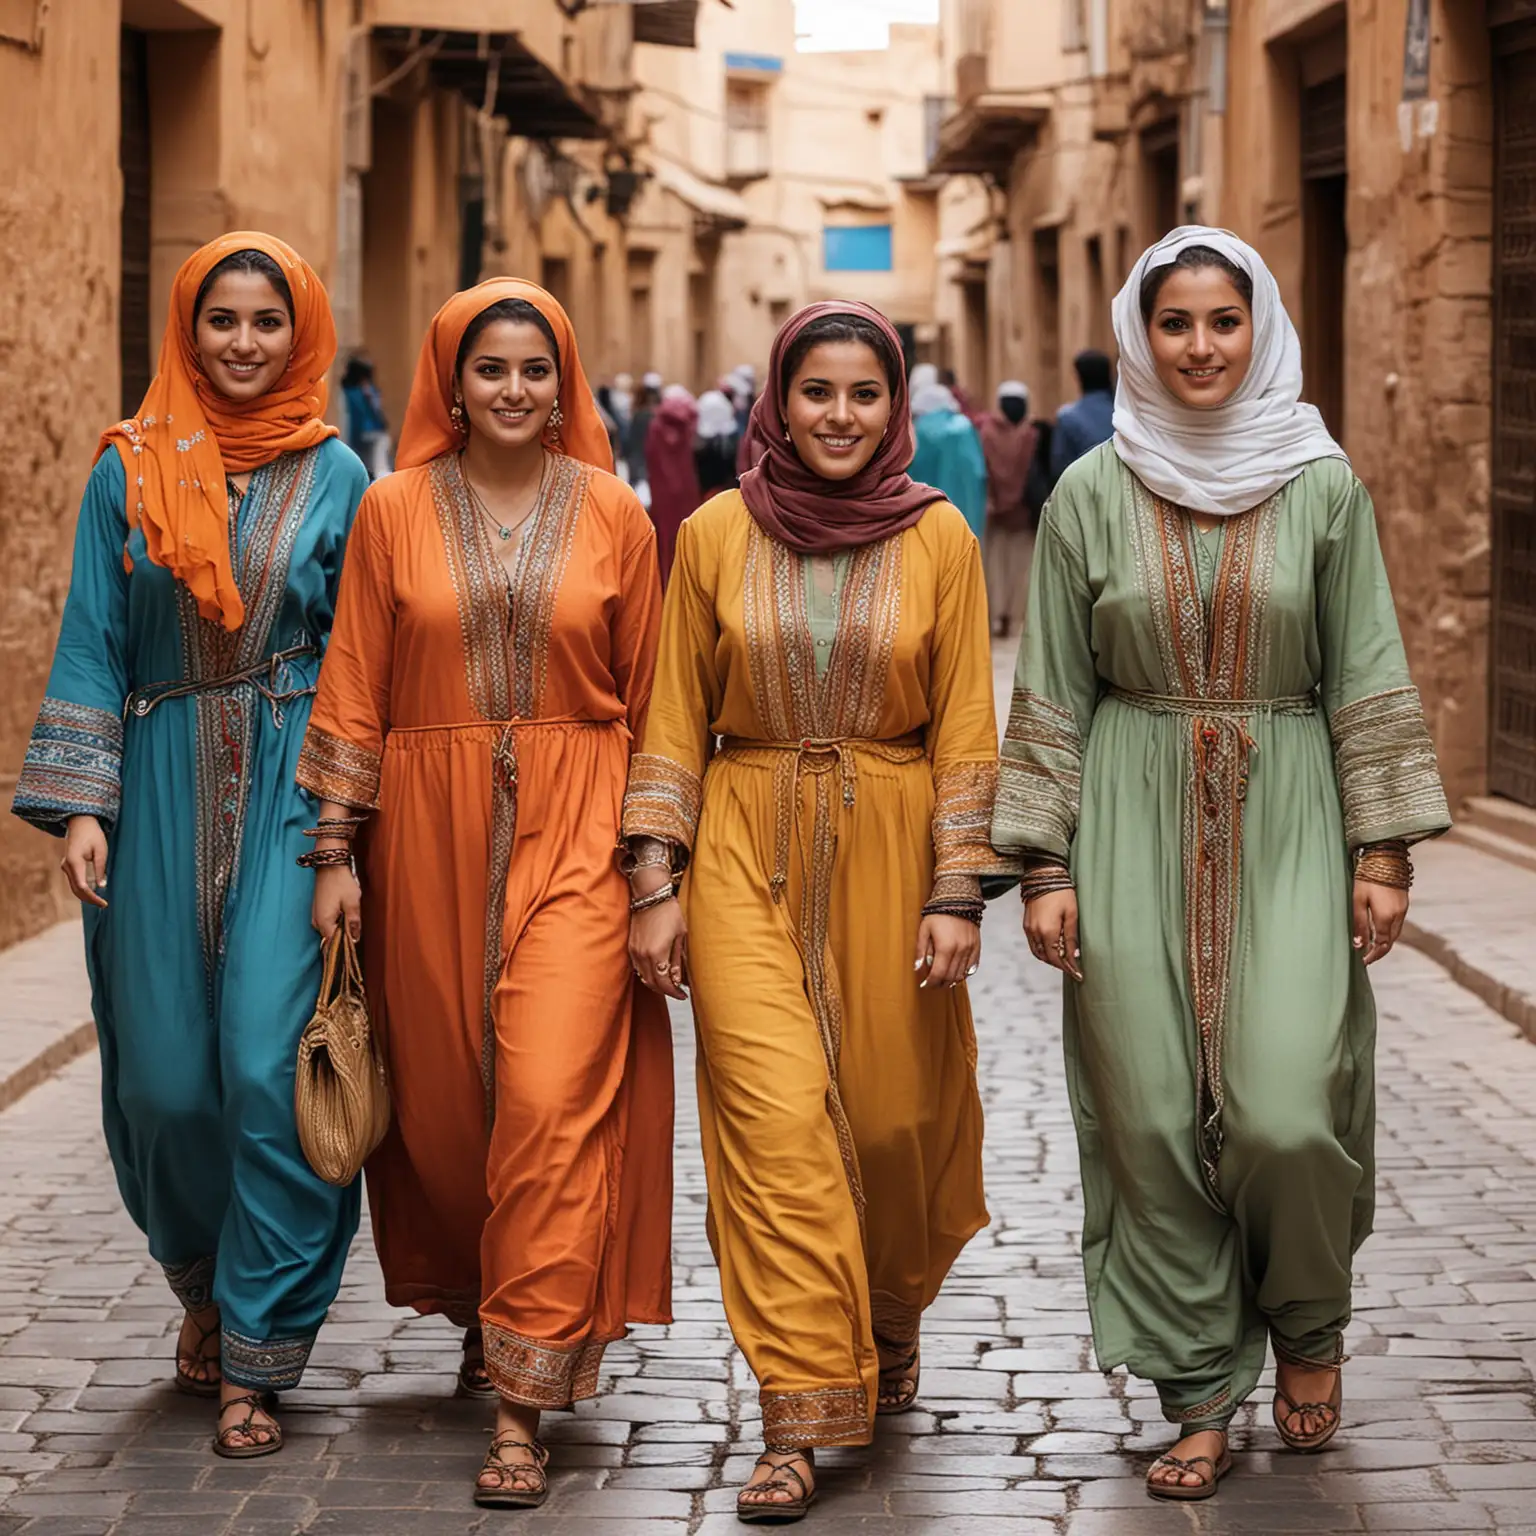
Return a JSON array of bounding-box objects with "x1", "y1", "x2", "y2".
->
[{"x1": 622, "y1": 490, "x2": 1003, "y2": 1449}]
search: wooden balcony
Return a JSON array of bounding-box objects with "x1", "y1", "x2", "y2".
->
[{"x1": 929, "y1": 93, "x2": 1049, "y2": 177}]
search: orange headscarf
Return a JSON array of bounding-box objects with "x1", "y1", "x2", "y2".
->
[
  {"x1": 395, "y1": 278, "x2": 613, "y2": 474},
  {"x1": 99, "y1": 232, "x2": 339, "y2": 632}
]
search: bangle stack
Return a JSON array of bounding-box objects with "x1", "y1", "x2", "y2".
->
[
  {"x1": 304, "y1": 815, "x2": 367, "y2": 842},
  {"x1": 1019, "y1": 860, "x2": 1074, "y2": 906},
  {"x1": 1354, "y1": 839, "x2": 1413, "y2": 890},
  {"x1": 630, "y1": 882, "x2": 677, "y2": 915},
  {"x1": 297, "y1": 846, "x2": 354, "y2": 870},
  {"x1": 921, "y1": 900, "x2": 985, "y2": 925}
]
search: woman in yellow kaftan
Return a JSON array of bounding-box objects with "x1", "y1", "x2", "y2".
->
[{"x1": 623, "y1": 303, "x2": 1009, "y2": 1521}]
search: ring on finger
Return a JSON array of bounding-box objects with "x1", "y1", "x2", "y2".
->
[{"x1": 965, "y1": 964, "x2": 979, "y2": 977}]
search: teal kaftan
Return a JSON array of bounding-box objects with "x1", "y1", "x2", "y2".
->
[
  {"x1": 11, "y1": 441, "x2": 367, "y2": 1391},
  {"x1": 990, "y1": 445, "x2": 1450, "y2": 1427}
]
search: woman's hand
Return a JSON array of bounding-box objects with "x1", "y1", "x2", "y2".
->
[
  {"x1": 1023, "y1": 889, "x2": 1083, "y2": 981},
  {"x1": 915, "y1": 914, "x2": 981, "y2": 989},
  {"x1": 1353, "y1": 878, "x2": 1408, "y2": 966},
  {"x1": 312, "y1": 863, "x2": 362, "y2": 941},
  {"x1": 61, "y1": 815, "x2": 109, "y2": 909},
  {"x1": 629, "y1": 897, "x2": 689, "y2": 1001}
]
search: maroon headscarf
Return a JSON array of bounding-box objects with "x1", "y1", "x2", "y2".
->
[
  {"x1": 645, "y1": 388, "x2": 701, "y2": 587},
  {"x1": 738, "y1": 301, "x2": 944, "y2": 554}
]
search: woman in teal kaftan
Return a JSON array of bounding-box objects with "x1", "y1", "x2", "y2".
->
[
  {"x1": 10, "y1": 236, "x2": 365, "y2": 1431},
  {"x1": 991, "y1": 229, "x2": 1450, "y2": 1495}
]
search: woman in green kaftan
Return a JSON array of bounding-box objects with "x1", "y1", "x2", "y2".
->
[{"x1": 991, "y1": 229, "x2": 1450, "y2": 1501}]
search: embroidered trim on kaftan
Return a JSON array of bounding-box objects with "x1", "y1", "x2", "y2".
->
[
  {"x1": 13, "y1": 699, "x2": 125, "y2": 833},
  {"x1": 621, "y1": 752, "x2": 704, "y2": 849},
  {"x1": 932, "y1": 760, "x2": 1004, "y2": 888},
  {"x1": 429, "y1": 452, "x2": 589, "y2": 1121},
  {"x1": 1171, "y1": 1385, "x2": 1234, "y2": 1425},
  {"x1": 179, "y1": 450, "x2": 319, "y2": 975},
  {"x1": 162, "y1": 1254, "x2": 217, "y2": 1312},
  {"x1": 296, "y1": 725, "x2": 383, "y2": 809},
  {"x1": 994, "y1": 689, "x2": 1083, "y2": 859},
  {"x1": 738, "y1": 522, "x2": 906, "y2": 1228},
  {"x1": 221, "y1": 1327, "x2": 315, "y2": 1392},
  {"x1": 1329, "y1": 686, "x2": 1448, "y2": 847},
  {"x1": 1125, "y1": 469, "x2": 1280, "y2": 1198},
  {"x1": 481, "y1": 1323, "x2": 613, "y2": 1408},
  {"x1": 762, "y1": 1385, "x2": 870, "y2": 1450}
]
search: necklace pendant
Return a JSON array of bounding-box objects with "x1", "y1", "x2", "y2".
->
[{"x1": 498, "y1": 527, "x2": 513, "y2": 541}]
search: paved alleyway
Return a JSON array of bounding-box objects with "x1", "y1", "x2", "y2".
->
[{"x1": 2, "y1": 904, "x2": 1535, "y2": 1535}]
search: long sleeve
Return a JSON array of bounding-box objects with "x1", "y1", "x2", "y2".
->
[
  {"x1": 295, "y1": 489, "x2": 396, "y2": 810},
  {"x1": 612, "y1": 503, "x2": 663, "y2": 750},
  {"x1": 1316, "y1": 467, "x2": 1450, "y2": 849},
  {"x1": 620, "y1": 514, "x2": 721, "y2": 854},
  {"x1": 991, "y1": 482, "x2": 1101, "y2": 861},
  {"x1": 925, "y1": 513, "x2": 1015, "y2": 901},
  {"x1": 12, "y1": 455, "x2": 132, "y2": 836}
]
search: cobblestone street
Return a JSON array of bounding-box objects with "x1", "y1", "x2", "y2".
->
[{"x1": 2, "y1": 898, "x2": 1535, "y2": 1535}]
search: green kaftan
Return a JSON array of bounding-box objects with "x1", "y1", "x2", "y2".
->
[{"x1": 990, "y1": 445, "x2": 1450, "y2": 1428}]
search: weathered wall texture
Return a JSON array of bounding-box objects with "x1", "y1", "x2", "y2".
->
[
  {"x1": 0, "y1": 3, "x2": 123, "y2": 948},
  {"x1": 1224, "y1": 0, "x2": 1493, "y2": 808}
]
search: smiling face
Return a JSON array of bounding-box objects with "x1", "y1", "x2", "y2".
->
[
  {"x1": 1145, "y1": 265, "x2": 1254, "y2": 409},
  {"x1": 784, "y1": 340, "x2": 894, "y2": 481},
  {"x1": 457, "y1": 319, "x2": 560, "y2": 449},
  {"x1": 193, "y1": 271, "x2": 294, "y2": 402}
]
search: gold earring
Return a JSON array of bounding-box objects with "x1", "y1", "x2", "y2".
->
[
  {"x1": 544, "y1": 400, "x2": 564, "y2": 446},
  {"x1": 450, "y1": 399, "x2": 467, "y2": 435}
]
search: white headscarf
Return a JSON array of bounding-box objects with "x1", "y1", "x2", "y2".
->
[
  {"x1": 908, "y1": 362, "x2": 939, "y2": 396},
  {"x1": 1111, "y1": 226, "x2": 1346, "y2": 517},
  {"x1": 696, "y1": 389, "x2": 738, "y2": 438},
  {"x1": 911, "y1": 381, "x2": 961, "y2": 418}
]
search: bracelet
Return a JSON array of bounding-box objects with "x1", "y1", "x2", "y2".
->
[
  {"x1": 297, "y1": 846, "x2": 355, "y2": 870},
  {"x1": 1019, "y1": 861, "x2": 1073, "y2": 904},
  {"x1": 1354, "y1": 839, "x2": 1413, "y2": 890},
  {"x1": 921, "y1": 901, "x2": 985, "y2": 925},
  {"x1": 629, "y1": 882, "x2": 678, "y2": 914},
  {"x1": 303, "y1": 816, "x2": 366, "y2": 840},
  {"x1": 615, "y1": 840, "x2": 677, "y2": 879}
]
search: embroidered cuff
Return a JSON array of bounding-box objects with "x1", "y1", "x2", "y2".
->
[
  {"x1": 1329, "y1": 686, "x2": 1450, "y2": 848},
  {"x1": 992, "y1": 688, "x2": 1083, "y2": 861},
  {"x1": 761, "y1": 1385, "x2": 870, "y2": 1450},
  {"x1": 932, "y1": 760, "x2": 1009, "y2": 876},
  {"x1": 621, "y1": 752, "x2": 703, "y2": 850},
  {"x1": 928, "y1": 872, "x2": 984, "y2": 906},
  {"x1": 296, "y1": 723, "x2": 382, "y2": 810},
  {"x1": 12, "y1": 697, "x2": 124, "y2": 835},
  {"x1": 482, "y1": 1323, "x2": 613, "y2": 1409}
]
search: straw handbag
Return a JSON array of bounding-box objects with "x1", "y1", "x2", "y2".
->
[{"x1": 295, "y1": 928, "x2": 390, "y2": 1186}]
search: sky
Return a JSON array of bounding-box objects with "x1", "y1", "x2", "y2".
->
[{"x1": 794, "y1": 0, "x2": 940, "y2": 53}]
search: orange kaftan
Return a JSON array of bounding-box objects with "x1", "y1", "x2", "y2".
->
[{"x1": 298, "y1": 449, "x2": 673, "y2": 1406}]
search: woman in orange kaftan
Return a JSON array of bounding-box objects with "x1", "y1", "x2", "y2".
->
[
  {"x1": 624, "y1": 303, "x2": 1008, "y2": 1521},
  {"x1": 298, "y1": 280, "x2": 672, "y2": 1508}
]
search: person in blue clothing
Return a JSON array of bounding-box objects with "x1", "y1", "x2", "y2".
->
[
  {"x1": 10, "y1": 234, "x2": 367, "y2": 1462},
  {"x1": 1049, "y1": 348, "x2": 1116, "y2": 483},
  {"x1": 340, "y1": 354, "x2": 392, "y2": 479},
  {"x1": 909, "y1": 377, "x2": 987, "y2": 539}
]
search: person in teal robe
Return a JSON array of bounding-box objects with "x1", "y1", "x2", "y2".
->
[
  {"x1": 909, "y1": 380, "x2": 987, "y2": 539},
  {"x1": 991, "y1": 229, "x2": 1450, "y2": 1501},
  {"x1": 11, "y1": 235, "x2": 366, "y2": 1456}
]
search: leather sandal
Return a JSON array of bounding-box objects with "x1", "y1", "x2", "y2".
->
[
  {"x1": 174, "y1": 1310, "x2": 221, "y2": 1399},
  {"x1": 456, "y1": 1325, "x2": 498, "y2": 1401},
  {"x1": 737, "y1": 1449, "x2": 816, "y2": 1524},
  {"x1": 875, "y1": 1334, "x2": 920, "y2": 1415},
  {"x1": 212, "y1": 1392, "x2": 283, "y2": 1460},
  {"x1": 1273, "y1": 1342, "x2": 1348, "y2": 1452},
  {"x1": 1146, "y1": 1431, "x2": 1231, "y2": 1501},
  {"x1": 474, "y1": 1434, "x2": 550, "y2": 1509}
]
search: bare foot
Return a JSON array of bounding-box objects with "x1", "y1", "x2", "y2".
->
[
  {"x1": 175, "y1": 1305, "x2": 221, "y2": 1391},
  {"x1": 216, "y1": 1382, "x2": 280, "y2": 1453},
  {"x1": 739, "y1": 1448, "x2": 816, "y2": 1511},
  {"x1": 1275, "y1": 1358, "x2": 1343, "y2": 1444},
  {"x1": 1147, "y1": 1428, "x2": 1227, "y2": 1492},
  {"x1": 477, "y1": 1400, "x2": 544, "y2": 1494}
]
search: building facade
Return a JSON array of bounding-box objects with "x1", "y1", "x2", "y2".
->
[{"x1": 0, "y1": 0, "x2": 646, "y2": 950}]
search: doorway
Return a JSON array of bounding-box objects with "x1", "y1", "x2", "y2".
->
[
  {"x1": 119, "y1": 27, "x2": 152, "y2": 418},
  {"x1": 1301, "y1": 72, "x2": 1347, "y2": 440},
  {"x1": 1490, "y1": 24, "x2": 1536, "y2": 805}
]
